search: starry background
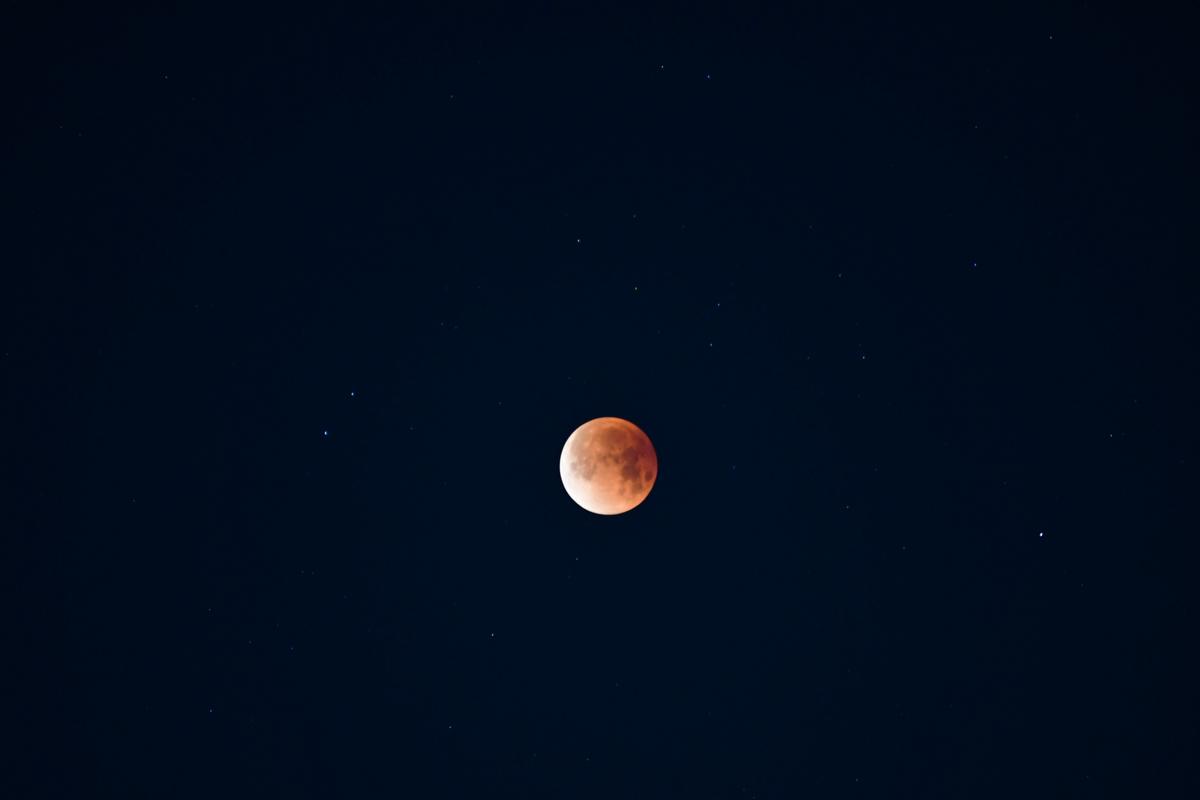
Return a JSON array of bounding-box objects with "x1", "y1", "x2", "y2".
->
[{"x1": 6, "y1": 2, "x2": 1198, "y2": 797}]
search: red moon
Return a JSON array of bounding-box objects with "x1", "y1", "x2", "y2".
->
[{"x1": 559, "y1": 417, "x2": 657, "y2": 515}]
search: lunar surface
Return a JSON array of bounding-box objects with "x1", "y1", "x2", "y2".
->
[{"x1": 560, "y1": 417, "x2": 657, "y2": 515}]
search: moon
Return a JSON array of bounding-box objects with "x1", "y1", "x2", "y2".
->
[{"x1": 560, "y1": 417, "x2": 658, "y2": 515}]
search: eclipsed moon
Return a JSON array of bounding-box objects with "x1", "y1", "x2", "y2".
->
[{"x1": 560, "y1": 417, "x2": 657, "y2": 515}]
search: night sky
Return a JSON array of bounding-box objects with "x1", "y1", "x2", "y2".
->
[{"x1": 8, "y1": 3, "x2": 1198, "y2": 797}]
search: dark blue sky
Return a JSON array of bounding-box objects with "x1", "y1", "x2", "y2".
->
[{"x1": 7, "y1": 2, "x2": 1197, "y2": 797}]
